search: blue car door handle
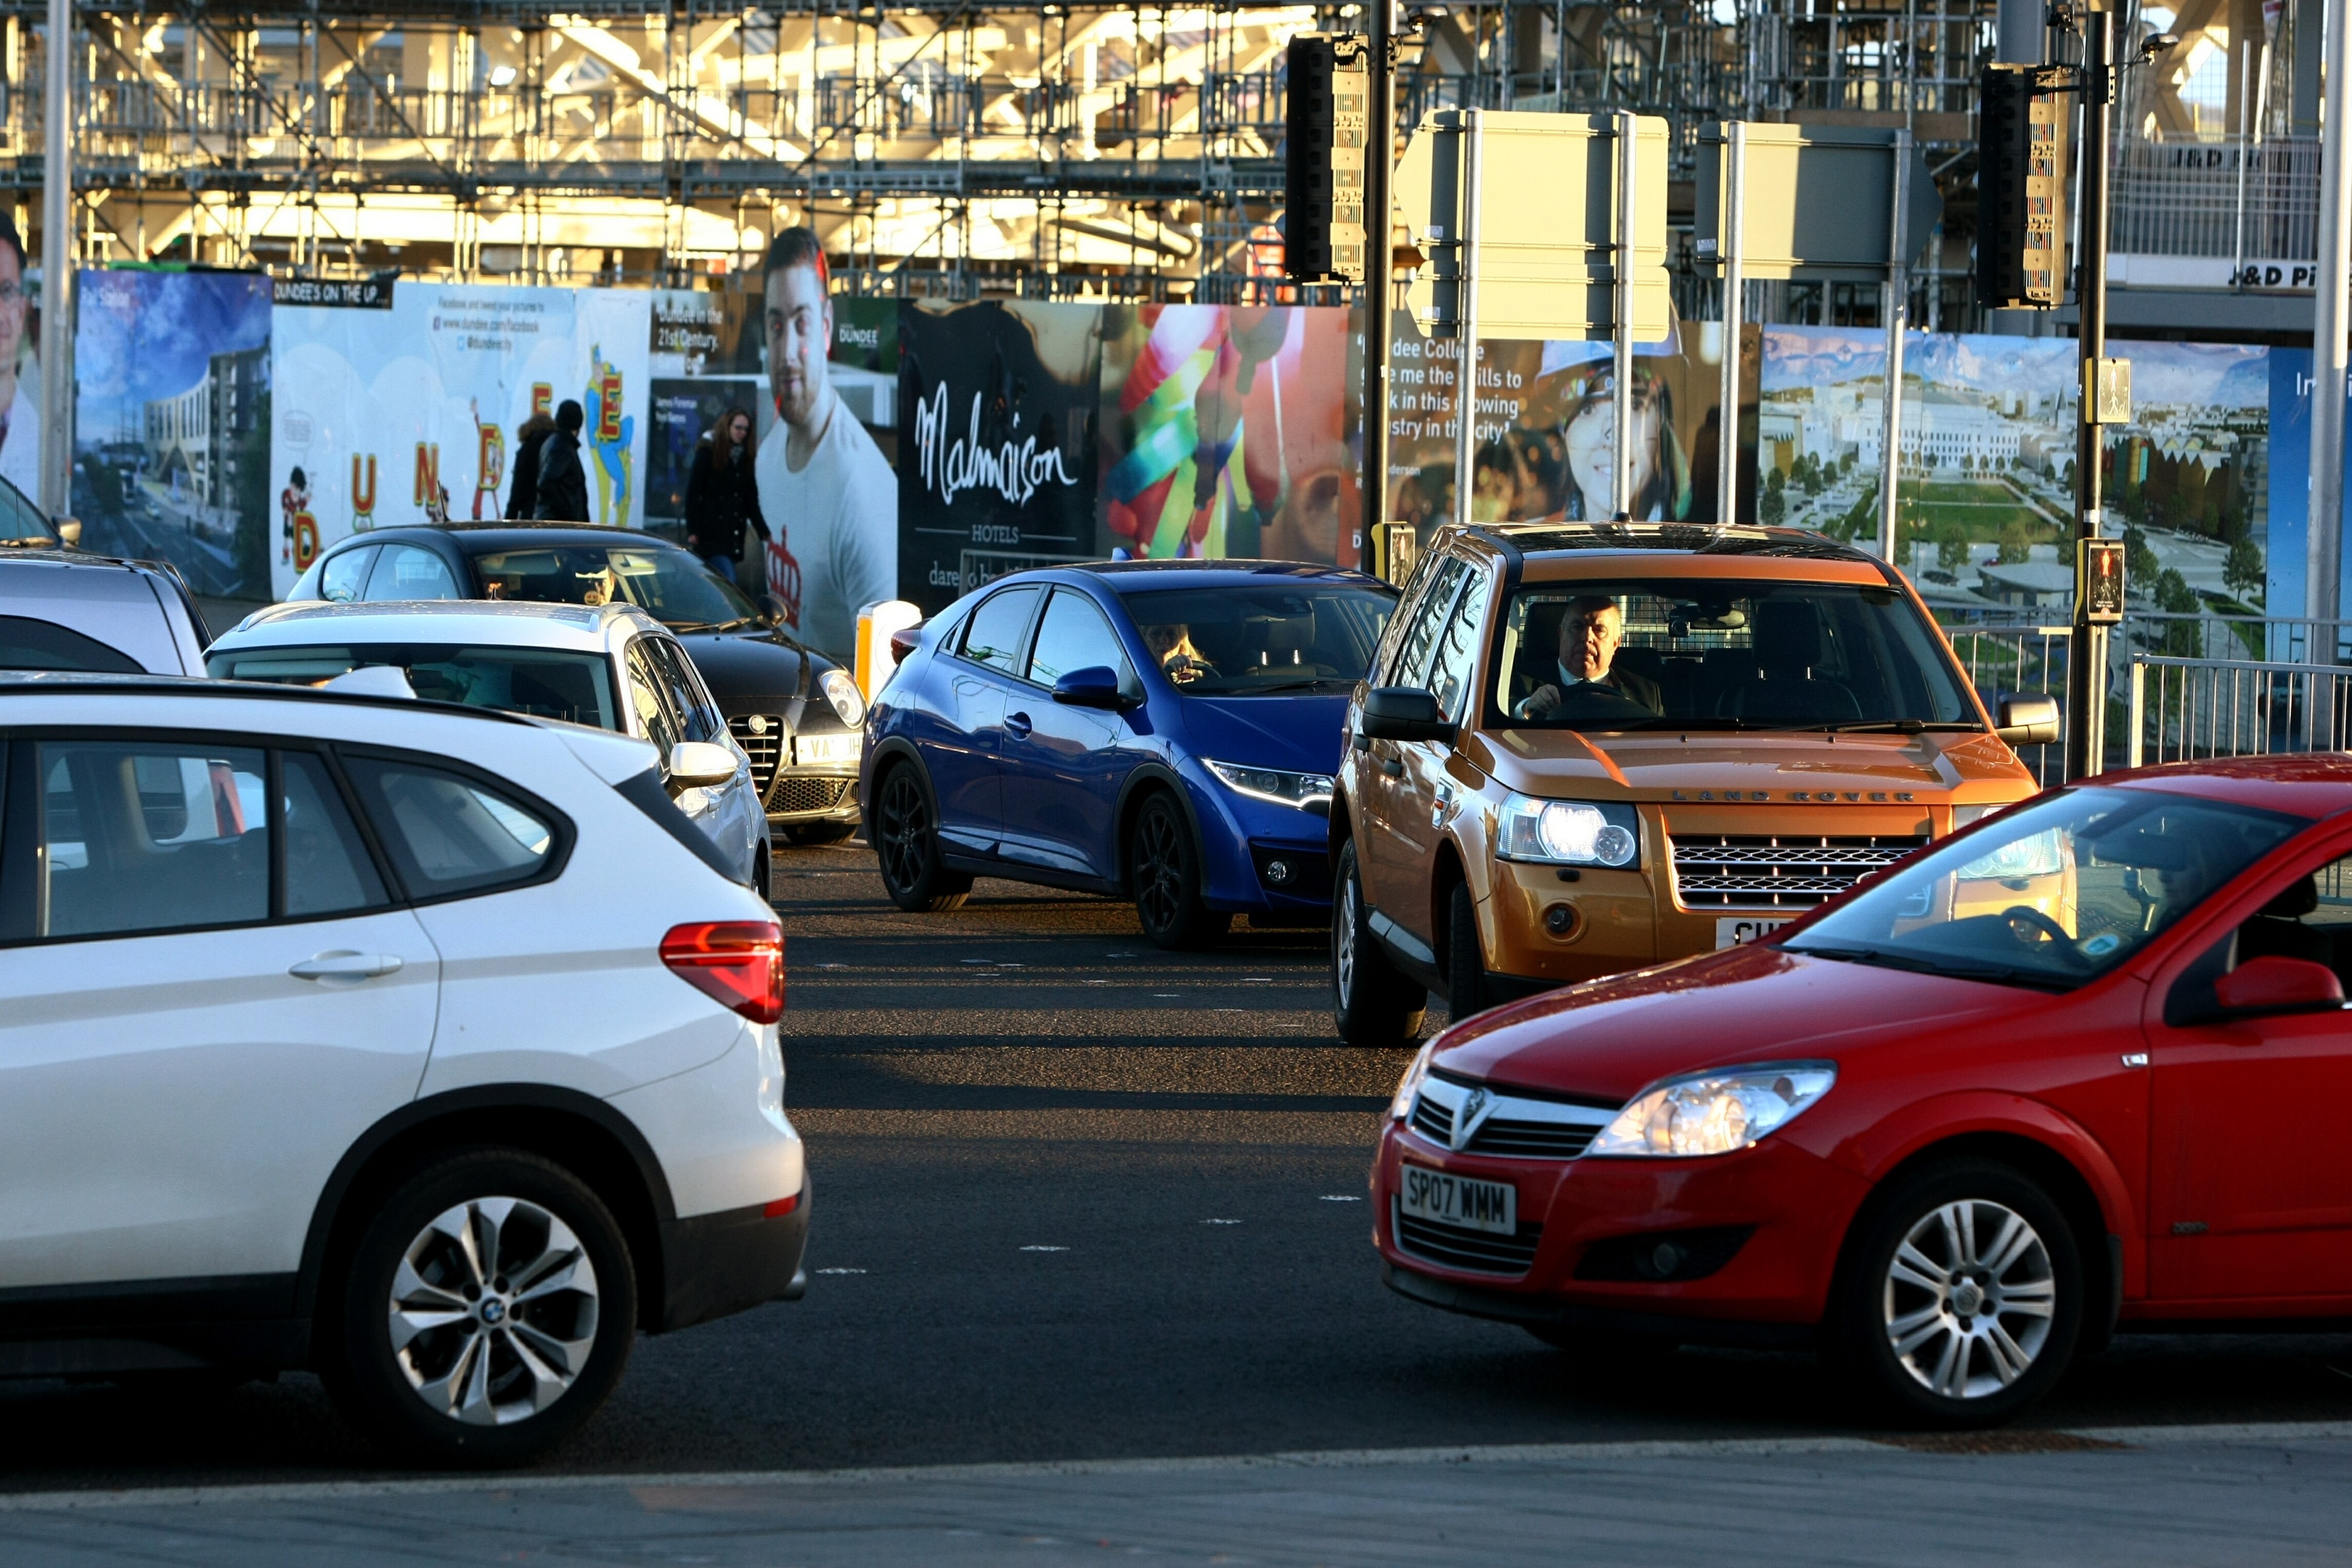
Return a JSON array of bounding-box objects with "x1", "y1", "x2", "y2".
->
[{"x1": 1005, "y1": 711, "x2": 1032, "y2": 740}]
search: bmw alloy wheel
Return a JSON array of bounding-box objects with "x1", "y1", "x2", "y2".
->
[
  {"x1": 388, "y1": 1197, "x2": 600, "y2": 1426},
  {"x1": 1880, "y1": 1199, "x2": 2056, "y2": 1400}
]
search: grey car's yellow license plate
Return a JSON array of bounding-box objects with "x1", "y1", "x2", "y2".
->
[{"x1": 1399, "y1": 1164, "x2": 1516, "y2": 1235}]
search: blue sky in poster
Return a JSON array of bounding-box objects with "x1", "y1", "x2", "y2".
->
[{"x1": 73, "y1": 269, "x2": 273, "y2": 445}]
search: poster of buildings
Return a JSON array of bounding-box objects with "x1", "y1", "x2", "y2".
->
[
  {"x1": 897, "y1": 297, "x2": 1100, "y2": 615},
  {"x1": 1095, "y1": 303, "x2": 1362, "y2": 569},
  {"x1": 72, "y1": 267, "x2": 274, "y2": 598},
  {"x1": 266, "y1": 282, "x2": 652, "y2": 597},
  {"x1": 1760, "y1": 327, "x2": 2271, "y2": 617}
]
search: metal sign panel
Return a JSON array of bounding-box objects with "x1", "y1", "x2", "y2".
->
[
  {"x1": 2079, "y1": 538, "x2": 2126, "y2": 624},
  {"x1": 1693, "y1": 123, "x2": 1943, "y2": 279},
  {"x1": 1395, "y1": 110, "x2": 1671, "y2": 340}
]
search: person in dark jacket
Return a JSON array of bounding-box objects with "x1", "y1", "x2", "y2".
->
[
  {"x1": 682, "y1": 407, "x2": 770, "y2": 587},
  {"x1": 505, "y1": 411, "x2": 556, "y2": 519},
  {"x1": 533, "y1": 401, "x2": 591, "y2": 523}
]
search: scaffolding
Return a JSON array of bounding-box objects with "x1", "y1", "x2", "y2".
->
[{"x1": 0, "y1": 0, "x2": 2257, "y2": 314}]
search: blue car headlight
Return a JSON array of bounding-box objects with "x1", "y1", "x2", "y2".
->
[{"x1": 1206, "y1": 759, "x2": 1335, "y2": 815}]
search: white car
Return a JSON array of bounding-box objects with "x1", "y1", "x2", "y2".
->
[
  {"x1": 0, "y1": 672, "x2": 807, "y2": 1464},
  {"x1": 208, "y1": 600, "x2": 773, "y2": 897}
]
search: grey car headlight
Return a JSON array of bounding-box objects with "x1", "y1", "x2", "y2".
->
[
  {"x1": 821, "y1": 668, "x2": 867, "y2": 727},
  {"x1": 1495, "y1": 793, "x2": 1639, "y2": 868},
  {"x1": 1588, "y1": 1062, "x2": 1837, "y2": 1158}
]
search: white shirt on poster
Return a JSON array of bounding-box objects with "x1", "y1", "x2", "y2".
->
[
  {"x1": 0, "y1": 380, "x2": 42, "y2": 503},
  {"x1": 755, "y1": 383, "x2": 897, "y2": 662}
]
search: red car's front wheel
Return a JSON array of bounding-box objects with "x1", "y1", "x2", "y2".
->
[{"x1": 1833, "y1": 1158, "x2": 2085, "y2": 1426}]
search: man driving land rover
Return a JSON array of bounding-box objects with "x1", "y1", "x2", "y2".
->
[{"x1": 1512, "y1": 595, "x2": 1662, "y2": 719}]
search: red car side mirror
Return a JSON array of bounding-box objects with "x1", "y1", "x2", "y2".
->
[{"x1": 2213, "y1": 956, "x2": 2345, "y2": 1018}]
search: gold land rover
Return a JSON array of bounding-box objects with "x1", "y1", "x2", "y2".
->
[{"x1": 1330, "y1": 522, "x2": 2059, "y2": 1045}]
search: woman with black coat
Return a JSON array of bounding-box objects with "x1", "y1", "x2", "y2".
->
[
  {"x1": 682, "y1": 407, "x2": 770, "y2": 588},
  {"x1": 505, "y1": 411, "x2": 557, "y2": 520}
]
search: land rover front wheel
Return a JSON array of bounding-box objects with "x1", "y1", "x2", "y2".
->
[{"x1": 1334, "y1": 839, "x2": 1424, "y2": 1047}]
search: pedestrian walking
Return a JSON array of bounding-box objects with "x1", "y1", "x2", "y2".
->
[
  {"x1": 505, "y1": 411, "x2": 556, "y2": 520},
  {"x1": 682, "y1": 407, "x2": 770, "y2": 587},
  {"x1": 533, "y1": 401, "x2": 591, "y2": 523}
]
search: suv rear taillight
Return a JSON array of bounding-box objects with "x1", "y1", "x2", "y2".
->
[{"x1": 661, "y1": 921, "x2": 785, "y2": 1024}]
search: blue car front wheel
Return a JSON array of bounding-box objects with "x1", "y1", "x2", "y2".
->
[{"x1": 1129, "y1": 791, "x2": 1230, "y2": 950}]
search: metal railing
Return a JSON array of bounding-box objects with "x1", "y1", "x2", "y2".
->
[
  {"x1": 2128, "y1": 654, "x2": 2352, "y2": 767},
  {"x1": 2110, "y1": 134, "x2": 2321, "y2": 264},
  {"x1": 1943, "y1": 621, "x2": 2073, "y2": 785}
]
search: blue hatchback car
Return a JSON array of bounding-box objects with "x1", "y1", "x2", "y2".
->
[{"x1": 860, "y1": 561, "x2": 1400, "y2": 947}]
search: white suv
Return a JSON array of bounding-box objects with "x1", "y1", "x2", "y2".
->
[
  {"x1": 0, "y1": 673, "x2": 807, "y2": 1464},
  {"x1": 207, "y1": 600, "x2": 772, "y2": 897}
]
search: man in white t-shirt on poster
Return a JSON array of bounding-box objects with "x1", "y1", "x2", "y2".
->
[
  {"x1": 0, "y1": 214, "x2": 44, "y2": 503},
  {"x1": 756, "y1": 226, "x2": 896, "y2": 661}
]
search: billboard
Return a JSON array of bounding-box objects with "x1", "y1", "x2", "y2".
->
[
  {"x1": 645, "y1": 286, "x2": 767, "y2": 536},
  {"x1": 896, "y1": 298, "x2": 1099, "y2": 617},
  {"x1": 1761, "y1": 327, "x2": 2271, "y2": 618},
  {"x1": 267, "y1": 282, "x2": 651, "y2": 597},
  {"x1": 1095, "y1": 303, "x2": 1363, "y2": 568},
  {"x1": 1376, "y1": 319, "x2": 1752, "y2": 558},
  {"x1": 72, "y1": 267, "x2": 274, "y2": 597}
]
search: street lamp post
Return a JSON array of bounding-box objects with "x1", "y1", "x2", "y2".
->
[
  {"x1": 38, "y1": 0, "x2": 73, "y2": 520},
  {"x1": 1365, "y1": 0, "x2": 1395, "y2": 579},
  {"x1": 2312, "y1": 0, "x2": 2352, "y2": 634},
  {"x1": 2064, "y1": 7, "x2": 2113, "y2": 780}
]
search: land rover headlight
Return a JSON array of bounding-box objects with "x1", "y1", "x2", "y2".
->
[
  {"x1": 1588, "y1": 1063, "x2": 1837, "y2": 1159},
  {"x1": 1953, "y1": 804, "x2": 2008, "y2": 829},
  {"x1": 821, "y1": 668, "x2": 867, "y2": 727},
  {"x1": 1495, "y1": 793, "x2": 1639, "y2": 868}
]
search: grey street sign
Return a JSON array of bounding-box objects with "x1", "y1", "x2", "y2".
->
[{"x1": 1694, "y1": 123, "x2": 1943, "y2": 279}]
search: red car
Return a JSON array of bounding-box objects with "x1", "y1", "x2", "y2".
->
[{"x1": 1375, "y1": 755, "x2": 2352, "y2": 1424}]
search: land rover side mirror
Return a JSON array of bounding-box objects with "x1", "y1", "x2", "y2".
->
[
  {"x1": 1360, "y1": 686, "x2": 1454, "y2": 745},
  {"x1": 2213, "y1": 956, "x2": 2345, "y2": 1018},
  {"x1": 1995, "y1": 693, "x2": 2060, "y2": 747},
  {"x1": 1052, "y1": 665, "x2": 1132, "y2": 711},
  {"x1": 758, "y1": 592, "x2": 788, "y2": 629},
  {"x1": 56, "y1": 517, "x2": 81, "y2": 547}
]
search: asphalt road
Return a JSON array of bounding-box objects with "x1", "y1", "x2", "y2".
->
[{"x1": 4, "y1": 841, "x2": 2352, "y2": 1492}]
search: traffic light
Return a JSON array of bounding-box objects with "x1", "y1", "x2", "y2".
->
[
  {"x1": 1284, "y1": 34, "x2": 1368, "y2": 283},
  {"x1": 1977, "y1": 64, "x2": 2068, "y2": 309}
]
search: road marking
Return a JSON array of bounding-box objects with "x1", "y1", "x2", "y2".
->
[
  {"x1": 1018, "y1": 1245, "x2": 1069, "y2": 1252},
  {"x1": 1201, "y1": 1219, "x2": 1241, "y2": 1225},
  {"x1": 1318, "y1": 1195, "x2": 1361, "y2": 1202},
  {"x1": 9, "y1": 1422, "x2": 2352, "y2": 1513},
  {"x1": 815, "y1": 1267, "x2": 866, "y2": 1275}
]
